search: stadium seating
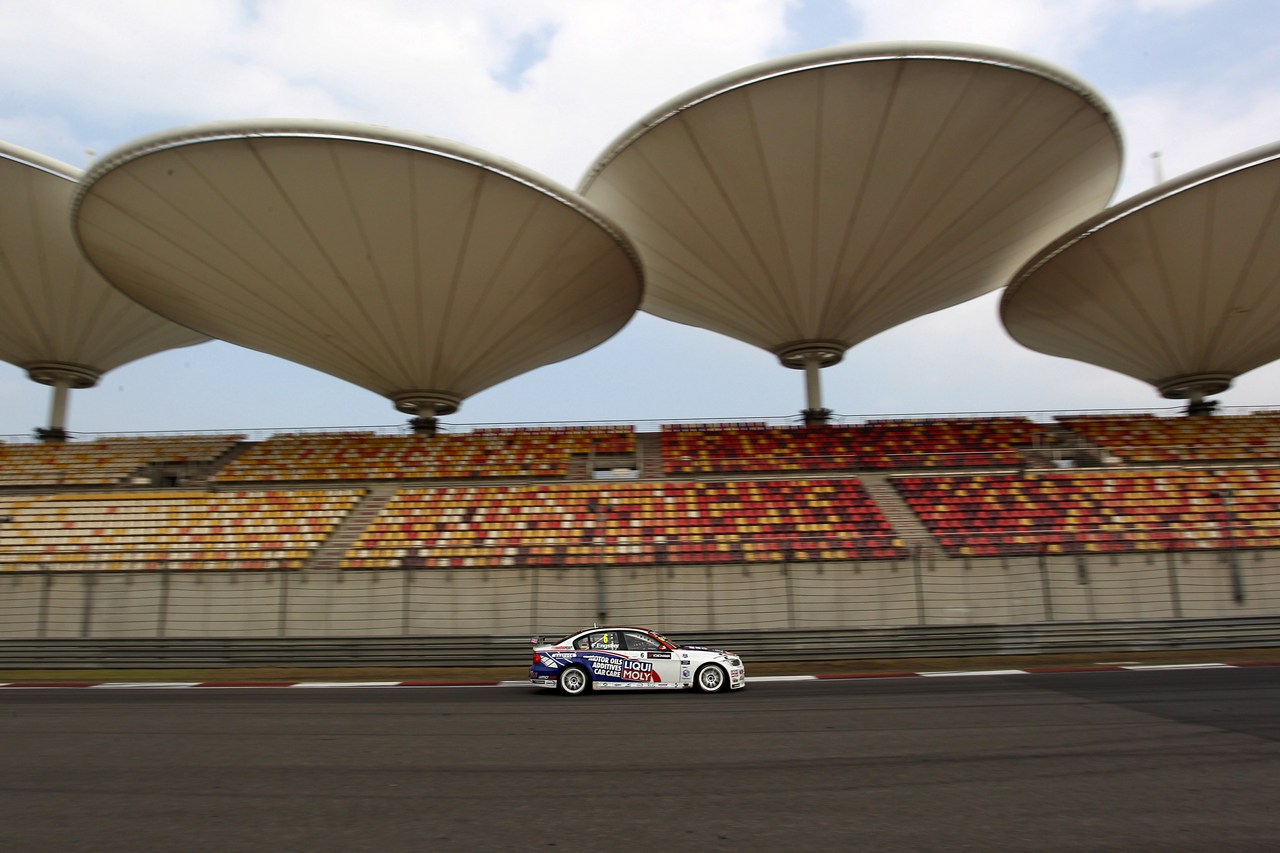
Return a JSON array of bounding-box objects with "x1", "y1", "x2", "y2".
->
[
  {"x1": 343, "y1": 478, "x2": 905, "y2": 569},
  {"x1": 661, "y1": 417, "x2": 1045, "y2": 474},
  {"x1": 213, "y1": 426, "x2": 635, "y2": 482},
  {"x1": 893, "y1": 467, "x2": 1280, "y2": 557},
  {"x1": 0, "y1": 435, "x2": 243, "y2": 487},
  {"x1": 1057, "y1": 412, "x2": 1280, "y2": 464},
  {"x1": 4, "y1": 412, "x2": 1280, "y2": 573},
  {"x1": 0, "y1": 489, "x2": 363, "y2": 571}
]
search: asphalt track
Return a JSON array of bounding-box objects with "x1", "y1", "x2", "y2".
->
[{"x1": 2, "y1": 669, "x2": 1278, "y2": 852}]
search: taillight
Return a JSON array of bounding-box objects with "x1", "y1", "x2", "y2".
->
[{"x1": 532, "y1": 652, "x2": 542, "y2": 664}]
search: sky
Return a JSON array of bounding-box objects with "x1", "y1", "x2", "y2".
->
[{"x1": 2, "y1": 0, "x2": 1280, "y2": 439}]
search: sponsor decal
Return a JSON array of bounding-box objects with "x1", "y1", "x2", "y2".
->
[
  {"x1": 647, "y1": 652, "x2": 672, "y2": 659},
  {"x1": 581, "y1": 652, "x2": 661, "y2": 683}
]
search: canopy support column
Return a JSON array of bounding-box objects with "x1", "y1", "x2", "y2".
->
[
  {"x1": 773, "y1": 340, "x2": 845, "y2": 426},
  {"x1": 44, "y1": 380, "x2": 71, "y2": 441},
  {"x1": 1157, "y1": 373, "x2": 1232, "y2": 417},
  {"x1": 23, "y1": 362, "x2": 101, "y2": 442},
  {"x1": 392, "y1": 390, "x2": 462, "y2": 435}
]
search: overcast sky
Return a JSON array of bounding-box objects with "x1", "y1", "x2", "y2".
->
[{"x1": 2, "y1": 0, "x2": 1279, "y2": 438}]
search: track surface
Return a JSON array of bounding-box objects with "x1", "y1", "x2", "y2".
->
[{"x1": 3, "y1": 669, "x2": 1278, "y2": 852}]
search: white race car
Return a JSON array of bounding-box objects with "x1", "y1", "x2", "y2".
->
[{"x1": 529, "y1": 626, "x2": 746, "y2": 695}]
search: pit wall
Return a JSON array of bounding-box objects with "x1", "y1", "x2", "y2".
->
[{"x1": 1, "y1": 549, "x2": 1276, "y2": 639}]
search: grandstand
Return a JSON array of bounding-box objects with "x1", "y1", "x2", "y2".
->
[
  {"x1": 1, "y1": 410, "x2": 1278, "y2": 637},
  {"x1": 2, "y1": 42, "x2": 1278, "y2": 645}
]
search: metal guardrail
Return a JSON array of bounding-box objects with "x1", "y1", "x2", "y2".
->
[{"x1": 1, "y1": 617, "x2": 1277, "y2": 669}]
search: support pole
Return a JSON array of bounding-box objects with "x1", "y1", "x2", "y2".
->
[
  {"x1": 24, "y1": 362, "x2": 100, "y2": 442},
  {"x1": 803, "y1": 354, "x2": 823, "y2": 413},
  {"x1": 49, "y1": 380, "x2": 70, "y2": 433},
  {"x1": 392, "y1": 390, "x2": 461, "y2": 435},
  {"x1": 772, "y1": 340, "x2": 845, "y2": 426}
]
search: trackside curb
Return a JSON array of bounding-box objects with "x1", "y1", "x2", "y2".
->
[{"x1": 2, "y1": 661, "x2": 1277, "y2": 689}]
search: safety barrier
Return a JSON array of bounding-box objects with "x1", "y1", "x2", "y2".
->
[{"x1": 0, "y1": 616, "x2": 1276, "y2": 669}]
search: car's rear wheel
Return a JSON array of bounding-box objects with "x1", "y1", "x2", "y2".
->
[
  {"x1": 557, "y1": 665, "x2": 590, "y2": 696},
  {"x1": 695, "y1": 663, "x2": 727, "y2": 693}
]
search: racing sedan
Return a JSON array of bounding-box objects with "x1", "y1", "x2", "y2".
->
[{"x1": 529, "y1": 626, "x2": 745, "y2": 695}]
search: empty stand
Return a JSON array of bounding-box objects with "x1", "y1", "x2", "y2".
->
[
  {"x1": 214, "y1": 426, "x2": 635, "y2": 483},
  {"x1": 1057, "y1": 412, "x2": 1280, "y2": 464},
  {"x1": 661, "y1": 418, "x2": 1045, "y2": 474},
  {"x1": 0, "y1": 489, "x2": 363, "y2": 571},
  {"x1": 0, "y1": 435, "x2": 243, "y2": 487},
  {"x1": 343, "y1": 478, "x2": 906, "y2": 569},
  {"x1": 894, "y1": 468, "x2": 1280, "y2": 557}
]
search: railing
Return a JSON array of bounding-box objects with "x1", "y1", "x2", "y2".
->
[
  {"x1": 0, "y1": 616, "x2": 1276, "y2": 669},
  {"x1": 5, "y1": 402, "x2": 1277, "y2": 444}
]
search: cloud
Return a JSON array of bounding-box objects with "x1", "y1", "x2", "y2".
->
[
  {"x1": 842, "y1": 0, "x2": 1113, "y2": 64},
  {"x1": 1113, "y1": 86, "x2": 1280, "y2": 198},
  {"x1": 0, "y1": 0, "x2": 796, "y2": 184}
]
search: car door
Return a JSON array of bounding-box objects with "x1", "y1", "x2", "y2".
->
[{"x1": 620, "y1": 630, "x2": 684, "y2": 687}]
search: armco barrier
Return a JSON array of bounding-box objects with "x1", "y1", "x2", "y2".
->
[{"x1": 0, "y1": 616, "x2": 1277, "y2": 669}]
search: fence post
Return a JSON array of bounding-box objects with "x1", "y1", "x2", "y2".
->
[
  {"x1": 782, "y1": 563, "x2": 795, "y2": 629},
  {"x1": 528, "y1": 566, "x2": 539, "y2": 635},
  {"x1": 912, "y1": 553, "x2": 926, "y2": 625},
  {"x1": 37, "y1": 572, "x2": 52, "y2": 639},
  {"x1": 1038, "y1": 549, "x2": 1055, "y2": 622},
  {"x1": 1166, "y1": 551, "x2": 1183, "y2": 618},
  {"x1": 705, "y1": 564, "x2": 716, "y2": 630},
  {"x1": 157, "y1": 569, "x2": 171, "y2": 637},
  {"x1": 400, "y1": 569, "x2": 413, "y2": 636},
  {"x1": 277, "y1": 572, "x2": 290, "y2": 637},
  {"x1": 80, "y1": 572, "x2": 97, "y2": 638}
]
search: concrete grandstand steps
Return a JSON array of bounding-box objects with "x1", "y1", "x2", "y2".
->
[
  {"x1": 636, "y1": 432, "x2": 664, "y2": 478},
  {"x1": 166, "y1": 440, "x2": 254, "y2": 486},
  {"x1": 1035, "y1": 424, "x2": 1109, "y2": 468},
  {"x1": 859, "y1": 473, "x2": 938, "y2": 554},
  {"x1": 303, "y1": 484, "x2": 398, "y2": 570}
]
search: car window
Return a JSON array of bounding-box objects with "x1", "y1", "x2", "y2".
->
[
  {"x1": 588, "y1": 631, "x2": 619, "y2": 650},
  {"x1": 622, "y1": 631, "x2": 662, "y2": 652}
]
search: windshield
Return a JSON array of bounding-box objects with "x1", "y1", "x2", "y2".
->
[{"x1": 650, "y1": 631, "x2": 681, "y2": 649}]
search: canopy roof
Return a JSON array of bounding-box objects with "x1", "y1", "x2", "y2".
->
[
  {"x1": 73, "y1": 120, "x2": 644, "y2": 418},
  {"x1": 1001, "y1": 141, "x2": 1280, "y2": 404},
  {"x1": 0, "y1": 141, "x2": 207, "y2": 391},
  {"x1": 579, "y1": 42, "x2": 1122, "y2": 378}
]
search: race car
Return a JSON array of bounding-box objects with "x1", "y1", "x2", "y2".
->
[{"x1": 529, "y1": 626, "x2": 745, "y2": 695}]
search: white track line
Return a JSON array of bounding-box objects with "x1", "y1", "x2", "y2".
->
[
  {"x1": 1120, "y1": 663, "x2": 1232, "y2": 670},
  {"x1": 920, "y1": 669, "x2": 1031, "y2": 677},
  {"x1": 288, "y1": 681, "x2": 407, "y2": 688},
  {"x1": 88, "y1": 682, "x2": 202, "y2": 688}
]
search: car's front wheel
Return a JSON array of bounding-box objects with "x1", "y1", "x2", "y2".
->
[
  {"x1": 694, "y1": 663, "x2": 727, "y2": 693},
  {"x1": 557, "y1": 665, "x2": 590, "y2": 696}
]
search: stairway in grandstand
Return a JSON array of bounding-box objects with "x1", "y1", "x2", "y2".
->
[
  {"x1": 304, "y1": 484, "x2": 398, "y2": 569},
  {"x1": 562, "y1": 432, "x2": 655, "y2": 480},
  {"x1": 636, "y1": 432, "x2": 664, "y2": 478},
  {"x1": 859, "y1": 473, "x2": 938, "y2": 554}
]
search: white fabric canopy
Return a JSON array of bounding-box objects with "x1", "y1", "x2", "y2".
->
[
  {"x1": 1002, "y1": 141, "x2": 1280, "y2": 403},
  {"x1": 0, "y1": 141, "x2": 207, "y2": 390},
  {"x1": 580, "y1": 42, "x2": 1122, "y2": 400},
  {"x1": 73, "y1": 120, "x2": 643, "y2": 417}
]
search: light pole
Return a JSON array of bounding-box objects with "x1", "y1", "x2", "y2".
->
[
  {"x1": 1212, "y1": 486, "x2": 1245, "y2": 604},
  {"x1": 586, "y1": 498, "x2": 608, "y2": 623}
]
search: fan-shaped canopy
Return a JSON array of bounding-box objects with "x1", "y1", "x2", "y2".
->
[
  {"x1": 1001, "y1": 141, "x2": 1280, "y2": 406},
  {"x1": 0, "y1": 141, "x2": 208, "y2": 435},
  {"x1": 579, "y1": 42, "x2": 1122, "y2": 413},
  {"x1": 73, "y1": 120, "x2": 643, "y2": 420}
]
